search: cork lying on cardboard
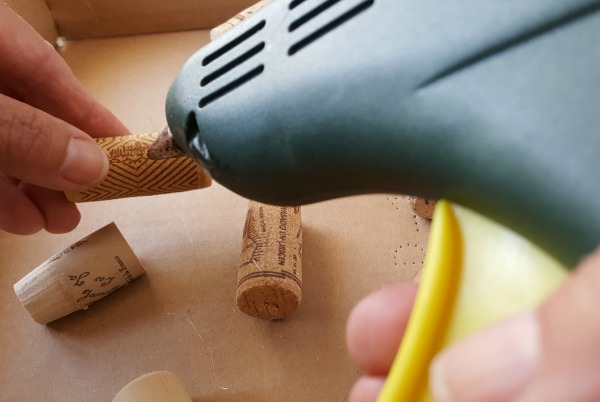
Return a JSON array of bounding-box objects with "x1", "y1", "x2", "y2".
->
[
  {"x1": 65, "y1": 132, "x2": 211, "y2": 202},
  {"x1": 13, "y1": 222, "x2": 145, "y2": 324}
]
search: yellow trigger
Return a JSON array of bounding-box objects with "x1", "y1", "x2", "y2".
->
[{"x1": 378, "y1": 200, "x2": 568, "y2": 401}]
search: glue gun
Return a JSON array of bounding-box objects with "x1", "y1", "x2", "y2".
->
[
  {"x1": 161, "y1": 0, "x2": 600, "y2": 399},
  {"x1": 164, "y1": 0, "x2": 600, "y2": 268}
]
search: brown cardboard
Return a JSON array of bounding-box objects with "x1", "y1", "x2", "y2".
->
[{"x1": 0, "y1": 3, "x2": 431, "y2": 401}]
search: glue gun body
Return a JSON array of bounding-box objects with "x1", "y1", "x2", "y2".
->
[{"x1": 166, "y1": 0, "x2": 600, "y2": 267}]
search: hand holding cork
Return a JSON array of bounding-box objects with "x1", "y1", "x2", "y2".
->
[{"x1": 0, "y1": 4, "x2": 132, "y2": 235}]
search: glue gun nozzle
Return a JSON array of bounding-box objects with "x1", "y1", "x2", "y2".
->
[{"x1": 146, "y1": 127, "x2": 186, "y2": 160}]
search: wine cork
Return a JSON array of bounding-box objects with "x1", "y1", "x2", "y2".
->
[
  {"x1": 409, "y1": 197, "x2": 437, "y2": 220},
  {"x1": 210, "y1": 0, "x2": 270, "y2": 40},
  {"x1": 13, "y1": 223, "x2": 145, "y2": 324},
  {"x1": 237, "y1": 201, "x2": 302, "y2": 320},
  {"x1": 65, "y1": 132, "x2": 211, "y2": 203},
  {"x1": 113, "y1": 371, "x2": 192, "y2": 402}
]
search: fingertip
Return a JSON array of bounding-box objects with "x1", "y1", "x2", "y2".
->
[
  {"x1": 20, "y1": 184, "x2": 81, "y2": 234},
  {"x1": 2, "y1": 219, "x2": 45, "y2": 236},
  {"x1": 0, "y1": 95, "x2": 109, "y2": 190},
  {"x1": 60, "y1": 137, "x2": 109, "y2": 187},
  {"x1": 349, "y1": 376, "x2": 386, "y2": 402},
  {"x1": 45, "y1": 201, "x2": 81, "y2": 234},
  {"x1": 0, "y1": 178, "x2": 44, "y2": 235},
  {"x1": 429, "y1": 311, "x2": 540, "y2": 402},
  {"x1": 347, "y1": 282, "x2": 418, "y2": 375}
]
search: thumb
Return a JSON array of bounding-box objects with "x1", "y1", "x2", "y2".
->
[
  {"x1": 0, "y1": 94, "x2": 109, "y2": 190},
  {"x1": 430, "y1": 247, "x2": 600, "y2": 402}
]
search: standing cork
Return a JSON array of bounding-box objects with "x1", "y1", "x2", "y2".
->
[
  {"x1": 13, "y1": 222, "x2": 145, "y2": 324},
  {"x1": 65, "y1": 132, "x2": 211, "y2": 202},
  {"x1": 237, "y1": 201, "x2": 302, "y2": 320}
]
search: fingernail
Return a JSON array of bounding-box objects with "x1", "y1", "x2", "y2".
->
[
  {"x1": 60, "y1": 138, "x2": 108, "y2": 186},
  {"x1": 430, "y1": 311, "x2": 540, "y2": 402}
]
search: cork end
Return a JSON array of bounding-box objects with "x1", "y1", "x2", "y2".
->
[
  {"x1": 236, "y1": 281, "x2": 301, "y2": 320},
  {"x1": 13, "y1": 279, "x2": 73, "y2": 325},
  {"x1": 113, "y1": 371, "x2": 192, "y2": 402}
]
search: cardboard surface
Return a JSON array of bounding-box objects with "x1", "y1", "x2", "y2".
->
[{"x1": 0, "y1": 20, "x2": 430, "y2": 402}]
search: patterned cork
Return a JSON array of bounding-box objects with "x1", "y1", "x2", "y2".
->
[
  {"x1": 65, "y1": 132, "x2": 211, "y2": 202},
  {"x1": 237, "y1": 201, "x2": 302, "y2": 320}
]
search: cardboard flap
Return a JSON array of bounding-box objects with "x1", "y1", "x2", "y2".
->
[
  {"x1": 5, "y1": 0, "x2": 57, "y2": 44},
  {"x1": 45, "y1": 0, "x2": 257, "y2": 39}
]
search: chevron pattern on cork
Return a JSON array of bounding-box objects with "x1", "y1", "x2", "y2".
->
[{"x1": 65, "y1": 132, "x2": 211, "y2": 202}]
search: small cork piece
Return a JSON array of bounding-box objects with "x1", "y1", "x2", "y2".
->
[
  {"x1": 237, "y1": 201, "x2": 302, "y2": 320},
  {"x1": 210, "y1": 0, "x2": 270, "y2": 40},
  {"x1": 113, "y1": 371, "x2": 192, "y2": 402},
  {"x1": 13, "y1": 223, "x2": 145, "y2": 324},
  {"x1": 409, "y1": 197, "x2": 437, "y2": 220},
  {"x1": 65, "y1": 132, "x2": 211, "y2": 202}
]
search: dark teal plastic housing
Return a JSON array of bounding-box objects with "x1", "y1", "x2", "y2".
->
[{"x1": 166, "y1": 0, "x2": 600, "y2": 267}]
